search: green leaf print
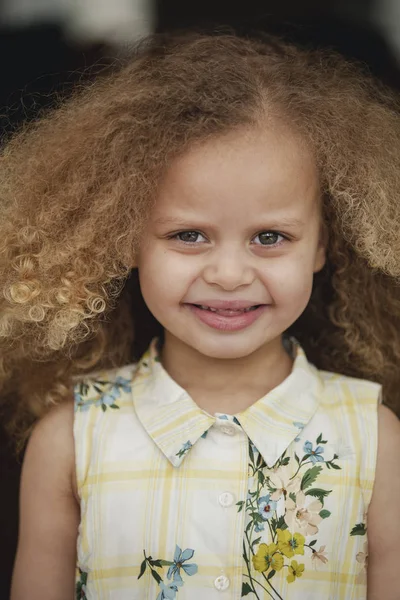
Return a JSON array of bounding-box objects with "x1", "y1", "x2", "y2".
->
[
  {"x1": 138, "y1": 559, "x2": 147, "y2": 579},
  {"x1": 304, "y1": 487, "x2": 332, "y2": 506},
  {"x1": 150, "y1": 569, "x2": 162, "y2": 584},
  {"x1": 326, "y1": 461, "x2": 341, "y2": 470},
  {"x1": 249, "y1": 443, "x2": 255, "y2": 464},
  {"x1": 271, "y1": 515, "x2": 287, "y2": 531},
  {"x1": 149, "y1": 559, "x2": 164, "y2": 568},
  {"x1": 319, "y1": 510, "x2": 331, "y2": 519},
  {"x1": 300, "y1": 465, "x2": 323, "y2": 490},
  {"x1": 76, "y1": 569, "x2": 88, "y2": 600},
  {"x1": 242, "y1": 582, "x2": 253, "y2": 596},
  {"x1": 350, "y1": 522, "x2": 367, "y2": 536}
]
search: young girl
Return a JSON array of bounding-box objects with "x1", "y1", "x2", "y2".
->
[{"x1": 3, "y1": 31, "x2": 400, "y2": 600}]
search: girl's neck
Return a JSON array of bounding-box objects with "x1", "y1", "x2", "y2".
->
[{"x1": 160, "y1": 333, "x2": 293, "y2": 415}]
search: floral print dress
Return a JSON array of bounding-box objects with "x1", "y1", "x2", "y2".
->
[{"x1": 73, "y1": 338, "x2": 380, "y2": 599}]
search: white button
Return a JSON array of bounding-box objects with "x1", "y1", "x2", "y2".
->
[
  {"x1": 220, "y1": 424, "x2": 236, "y2": 436},
  {"x1": 214, "y1": 575, "x2": 230, "y2": 591},
  {"x1": 218, "y1": 492, "x2": 235, "y2": 508}
]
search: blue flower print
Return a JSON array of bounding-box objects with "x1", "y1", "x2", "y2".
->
[
  {"x1": 176, "y1": 441, "x2": 192, "y2": 459},
  {"x1": 254, "y1": 521, "x2": 265, "y2": 532},
  {"x1": 167, "y1": 546, "x2": 198, "y2": 583},
  {"x1": 257, "y1": 494, "x2": 277, "y2": 521},
  {"x1": 74, "y1": 375, "x2": 131, "y2": 412},
  {"x1": 99, "y1": 389, "x2": 120, "y2": 408},
  {"x1": 293, "y1": 421, "x2": 305, "y2": 442},
  {"x1": 303, "y1": 440, "x2": 325, "y2": 463},
  {"x1": 156, "y1": 580, "x2": 183, "y2": 600},
  {"x1": 114, "y1": 375, "x2": 132, "y2": 393}
]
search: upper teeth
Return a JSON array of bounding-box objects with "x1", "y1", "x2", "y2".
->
[{"x1": 199, "y1": 305, "x2": 255, "y2": 312}]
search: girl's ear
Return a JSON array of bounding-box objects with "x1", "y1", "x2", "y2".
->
[
  {"x1": 314, "y1": 244, "x2": 326, "y2": 273},
  {"x1": 313, "y1": 222, "x2": 328, "y2": 274}
]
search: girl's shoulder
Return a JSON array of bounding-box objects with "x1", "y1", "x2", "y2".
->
[
  {"x1": 32, "y1": 399, "x2": 75, "y2": 452},
  {"x1": 71, "y1": 361, "x2": 139, "y2": 386},
  {"x1": 25, "y1": 398, "x2": 77, "y2": 499},
  {"x1": 12, "y1": 400, "x2": 80, "y2": 597},
  {"x1": 367, "y1": 403, "x2": 400, "y2": 594},
  {"x1": 315, "y1": 367, "x2": 382, "y2": 406}
]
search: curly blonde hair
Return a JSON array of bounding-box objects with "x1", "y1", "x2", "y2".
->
[{"x1": 1, "y1": 31, "x2": 400, "y2": 449}]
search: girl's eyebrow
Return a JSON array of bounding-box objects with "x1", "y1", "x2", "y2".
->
[
  {"x1": 153, "y1": 216, "x2": 201, "y2": 227},
  {"x1": 153, "y1": 216, "x2": 306, "y2": 230}
]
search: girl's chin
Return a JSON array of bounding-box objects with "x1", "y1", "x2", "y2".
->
[{"x1": 177, "y1": 334, "x2": 276, "y2": 361}]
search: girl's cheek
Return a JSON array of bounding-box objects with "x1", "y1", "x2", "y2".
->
[{"x1": 263, "y1": 260, "x2": 314, "y2": 299}]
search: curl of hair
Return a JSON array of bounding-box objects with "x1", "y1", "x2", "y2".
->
[{"x1": 1, "y1": 30, "x2": 400, "y2": 450}]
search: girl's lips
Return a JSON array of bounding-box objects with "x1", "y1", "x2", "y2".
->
[{"x1": 186, "y1": 303, "x2": 267, "y2": 331}]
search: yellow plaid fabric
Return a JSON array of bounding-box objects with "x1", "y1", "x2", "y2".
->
[{"x1": 74, "y1": 339, "x2": 380, "y2": 599}]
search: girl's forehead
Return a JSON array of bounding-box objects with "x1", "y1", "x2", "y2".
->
[{"x1": 152, "y1": 126, "x2": 320, "y2": 220}]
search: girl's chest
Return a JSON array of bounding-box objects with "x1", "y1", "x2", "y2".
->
[{"x1": 76, "y1": 415, "x2": 368, "y2": 600}]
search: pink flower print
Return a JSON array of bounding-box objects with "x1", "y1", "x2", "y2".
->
[
  {"x1": 311, "y1": 545, "x2": 329, "y2": 568},
  {"x1": 356, "y1": 541, "x2": 368, "y2": 585},
  {"x1": 284, "y1": 491, "x2": 323, "y2": 536},
  {"x1": 356, "y1": 541, "x2": 368, "y2": 569},
  {"x1": 268, "y1": 466, "x2": 301, "y2": 501}
]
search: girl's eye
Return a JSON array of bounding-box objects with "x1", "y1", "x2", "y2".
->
[
  {"x1": 253, "y1": 231, "x2": 284, "y2": 246},
  {"x1": 174, "y1": 231, "x2": 206, "y2": 243}
]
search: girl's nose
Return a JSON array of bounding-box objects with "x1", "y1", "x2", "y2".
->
[{"x1": 202, "y1": 248, "x2": 255, "y2": 291}]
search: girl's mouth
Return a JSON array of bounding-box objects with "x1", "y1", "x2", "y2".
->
[{"x1": 186, "y1": 303, "x2": 267, "y2": 331}]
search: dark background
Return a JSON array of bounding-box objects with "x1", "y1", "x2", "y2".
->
[{"x1": 1, "y1": 1, "x2": 399, "y2": 597}]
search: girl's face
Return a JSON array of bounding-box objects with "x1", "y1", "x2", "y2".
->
[{"x1": 137, "y1": 125, "x2": 325, "y2": 360}]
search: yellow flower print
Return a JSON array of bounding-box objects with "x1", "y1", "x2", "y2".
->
[
  {"x1": 287, "y1": 560, "x2": 305, "y2": 583},
  {"x1": 252, "y1": 543, "x2": 284, "y2": 573},
  {"x1": 276, "y1": 529, "x2": 305, "y2": 558}
]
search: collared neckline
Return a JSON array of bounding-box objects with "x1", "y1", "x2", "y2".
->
[{"x1": 132, "y1": 338, "x2": 323, "y2": 468}]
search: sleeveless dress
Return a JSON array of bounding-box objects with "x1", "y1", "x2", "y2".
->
[{"x1": 73, "y1": 338, "x2": 381, "y2": 600}]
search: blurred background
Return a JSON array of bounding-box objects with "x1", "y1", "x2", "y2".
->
[{"x1": 1, "y1": 0, "x2": 399, "y2": 596}]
